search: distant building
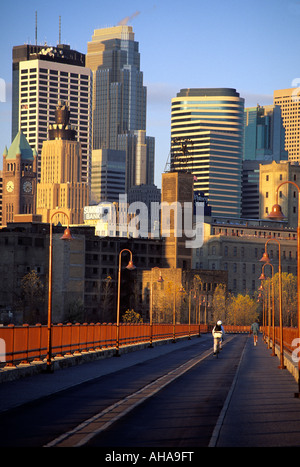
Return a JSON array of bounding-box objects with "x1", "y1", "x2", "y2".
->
[
  {"x1": 128, "y1": 183, "x2": 161, "y2": 234},
  {"x1": 1, "y1": 130, "x2": 37, "y2": 226},
  {"x1": 161, "y1": 171, "x2": 194, "y2": 269},
  {"x1": 12, "y1": 43, "x2": 92, "y2": 183},
  {"x1": 242, "y1": 104, "x2": 287, "y2": 218},
  {"x1": 274, "y1": 87, "x2": 300, "y2": 162},
  {"x1": 91, "y1": 149, "x2": 126, "y2": 204},
  {"x1": 36, "y1": 102, "x2": 89, "y2": 225},
  {"x1": 259, "y1": 160, "x2": 300, "y2": 228},
  {"x1": 171, "y1": 88, "x2": 244, "y2": 218},
  {"x1": 86, "y1": 26, "x2": 154, "y2": 191},
  {"x1": 193, "y1": 216, "x2": 297, "y2": 295}
]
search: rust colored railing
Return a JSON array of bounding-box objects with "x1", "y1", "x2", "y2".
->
[
  {"x1": 0, "y1": 323, "x2": 257, "y2": 368},
  {"x1": 262, "y1": 325, "x2": 298, "y2": 355},
  {"x1": 0, "y1": 322, "x2": 213, "y2": 367}
]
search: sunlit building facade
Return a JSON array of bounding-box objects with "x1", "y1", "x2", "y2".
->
[
  {"x1": 274, "y1": 87, "x2": 300, "y2": 162},
  {"x1": 170, "y1": 88, "x2": 244, "y2": 218},
  {"x1": 86, "y1": 26, "x2": 154, "y2": 191},
  {"x1": 12, "y1": 44, "x2": 92, "y2": 183}
]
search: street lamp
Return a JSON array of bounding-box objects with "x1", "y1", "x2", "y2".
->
[
  {"x1": 260, "y1": 262, "x2": 275, "y2": 356},
  {"x1": 172, "y1": 283, "x2": 184, "y2": 343},
  {"x1": 115, "y1": 249, "x2": 136, "y2": 356},
  {"x1": 260, "y1": 239, "x2": 285, "y2": 369},
  {"x1": 46, "y1": 210, "x2": 73, "y2": 373},
  {"x1": 267, "y1": 181, "x2": 300, "y2": 395},
  {"x1": 149, "y1": 267, "x2": 163, "y2": 348}
]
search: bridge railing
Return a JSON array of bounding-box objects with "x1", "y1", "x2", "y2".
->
[
  {"x1": 0, "y1": 322, "x2": 214, "y2": 367},
  {"x1": 1, "y1": 323, "x2": 284, "y2": 368}
]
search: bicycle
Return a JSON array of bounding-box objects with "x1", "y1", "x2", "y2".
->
[{"x1": 214, "y1": 336, "x2": 222, "y2": 358}]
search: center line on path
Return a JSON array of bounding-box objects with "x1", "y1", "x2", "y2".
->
[{"x1": 45, "y1": 340, "x2": 233, "y2": 447}]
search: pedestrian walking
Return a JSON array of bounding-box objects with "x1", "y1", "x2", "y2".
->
[{"x1": 250, "y1": 319, "x2": 260, "y2": 346}]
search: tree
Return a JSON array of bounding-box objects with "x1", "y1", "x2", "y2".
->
[
  {"x1": 122, "y1": 309, "x2": 143, "y2": 323},
  {"x1": 20, "y1": 270, "x2": 45, "y2": 324},
  {"x1": 101, "y1": 275, "x2": 115, "y2": 322},
  {"x1": 227, "y1": 293, "x2": 259, "y2": 325},
  {"x1": 211, "y1": 284, "x2": 227, "y2": 324},
  {"x1": 263, "y1": 272, "x2": 297, "y2": 327}
]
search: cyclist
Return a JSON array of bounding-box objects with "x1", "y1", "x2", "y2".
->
[{"x1": 212, "y1": 320, "x2": 225, "y2": 355}]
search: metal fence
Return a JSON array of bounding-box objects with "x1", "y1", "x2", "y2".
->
[
  {"x1": 0, "y1": 323, "x2": 268, "y2": 368},
  {"x1": 0, "y1": 322, "x2": 212, "y2": 367}
]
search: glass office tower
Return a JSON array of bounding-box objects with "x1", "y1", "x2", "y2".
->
[
  {"x1": 87, "y1": 26, "x2": 154, "y2": 192},
  {"x1": 170, "y1": 88, "x2": 244, "y2": 218}
]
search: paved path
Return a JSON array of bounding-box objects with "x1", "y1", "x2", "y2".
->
[
  {"x1": 1, "y1": 334, "x2": 300, "y2": 447},
  {"x1": 211, "y1": 335, "x2": 300, "y2": 447}
]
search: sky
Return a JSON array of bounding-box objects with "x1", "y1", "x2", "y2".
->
[{"x1": 1, "y1": 0, "x2": 300, "y2": 187}]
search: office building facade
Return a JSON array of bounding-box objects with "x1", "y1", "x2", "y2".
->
[
  {"x1": 86, "y1": 26, "x2": 154, "y2": 191},
  {"x1": 259, "y1": 160, "x2": 300, "y2": 228},
  {"x1": 242, "y1": 104, "x2": 287, "y2": 218},
  {"x1": 36, "y1": 102, "x2": 89, "y2": 225},
  {"x1": 274, "y1": 88, "x2": 300, "y2": 162},
  {"x1": 171, "y1": 88, "x2": 244, "y2": 218},
  {"x1": 12, "y1": 44, "x2": 92, "y2": 183},
  {"x1": 2, "y1": 130, "x2": 37, "y2": 226},
  {"x1": 91, "y1": 149, "x2": 126, "y2": 204}
]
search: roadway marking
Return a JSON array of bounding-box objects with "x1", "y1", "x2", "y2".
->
[
  {"x1": 208, "y1": 336, "x2": 248, "y2": 447},
  {"x1": 45, "y1": 337, "x2": 234, "y2": 447}
]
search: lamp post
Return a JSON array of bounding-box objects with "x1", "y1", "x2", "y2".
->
[
  {"x1": 267, "y1": 180, "x2": 300, "y2": 394},
  {"x1": 260, "y1": 239, "x2": 285, "y2": 369},
  {"x1": 47, "y1": 210, "x2": 73, "y2": 373},
  {"x1": 149, "y1": 267, "x2": 163, "y2": 348},
  {"x1": 115, "y1": 249, "x2": 136, "y2": 356},
  {"x1": 260, "y1": 262, "x2": 275, "y2": 355},
  {"x1": 172, "y1": 283, "x2": 184, "y2": 343}
]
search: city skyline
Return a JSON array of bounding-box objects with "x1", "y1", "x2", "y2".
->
[{"x1": 1, "y1": 0, "x2": 300, "y2": 187}]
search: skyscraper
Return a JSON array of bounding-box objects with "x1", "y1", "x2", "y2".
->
[
  {"x1": 86, "y1": 25, "x2": 154, "y2": 191},
  {"x1": 242, "y1": 104, "x2": 287, "y2": 218},
  {"x1": 170, "y1": 88, "x2": 244, "y2": 218},
  {"x1": 36, "y1": 102, "x2": 89, "y2": 225},
  {"x1": 12, "y1": 43, "x2": 92, "y2": 183},
  {"x1": 274, "y1": 88, "x2": 300, "y2": 162}
]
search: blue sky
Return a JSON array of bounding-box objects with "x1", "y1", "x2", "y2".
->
[{"x1": 0, "y1": 0, "x2": 300, "y2": 186}]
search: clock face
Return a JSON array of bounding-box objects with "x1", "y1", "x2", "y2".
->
[
  {"x1": 23, "y1": 181, "x2": 32, "y2": 193},
  {"x1": 6, "y1": 181, "x2": 14, "y2": 192}
]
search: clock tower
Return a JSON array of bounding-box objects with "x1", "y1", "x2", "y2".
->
[{"x1": 2, "y1": 130, "x2": 37, "y2": 226}]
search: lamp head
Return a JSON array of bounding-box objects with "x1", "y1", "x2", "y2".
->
[
  {"x1": 126, "y1": 260, "x2": 136, "y2": 271},
  {"x1": 267, "y1": 204, "x2": 285, "y2": 221},
  {"x1": 60, "y1": 227, "x2": 73, "y2": 241},
  {"x1": 259, "y1": 252, "x2": 270, "y2": 263},
  {"x1": 259, "y1": 272, "x2": 266, "y2": 280}
]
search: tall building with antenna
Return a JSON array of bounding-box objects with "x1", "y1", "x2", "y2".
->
[
  {"x1": 86, "y1": 25, "x2": 155, "y2": 192},
  {"x1": 11, "y1": 16, "x2": 92, "y2": 184}
]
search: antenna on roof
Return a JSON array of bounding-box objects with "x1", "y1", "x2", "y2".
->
[
  {"x1": 59, "y1": 16, "x2": 61, "y2": 44},
  {"x1": 35, "y1": 11, "x2": 37, "y2": 45}
]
